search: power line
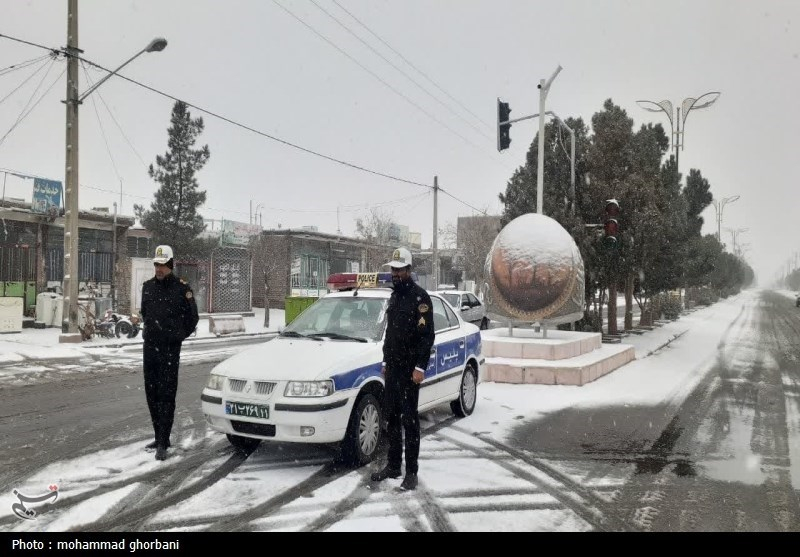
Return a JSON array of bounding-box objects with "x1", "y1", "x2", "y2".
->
[
  {"x1": 0, "y1": 56, "x2": 51, "y2": 107},
  {"x1": 0, "y1": 59, "x2": 64, "y2": 149},
  {"x1": 77, "y1": 54, "x2": 433, "y2": 190},
  {"x1": 0, "y1": 33, "x2": 60, "y2": 55},
  {"x1": 81, "y1": 61, "x2": 123, "y2": 183},
  {"x1": 269, "y1": 0, "x2": 483, "y2": 151},
  {"x1": 0, "y1": 31, "x2": 489, "y2": 215},
  {"x1": 308, "y1": 0, "x2": 492, "y2": 142},
  {"x1": 0, "y1": 54, "x2": 51, "y2": 77},
  {"x1": 438, "y1": 186, "x2": 488, "y2": 215},
  {"x1": 94, "y1": 89, "x2": 150, "y2": 169},
  {"x1": 331, "y1": 0, "x2": 494, "y2": 131}
]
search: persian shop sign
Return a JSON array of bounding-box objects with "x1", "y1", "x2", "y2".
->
[{"x1": 32, "y1": 179, "x2": 62, "y2": 214}]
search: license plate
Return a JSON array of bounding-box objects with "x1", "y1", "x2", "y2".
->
[{"x1": 225, "y1": 401, "x2": 270, "y2": 419}]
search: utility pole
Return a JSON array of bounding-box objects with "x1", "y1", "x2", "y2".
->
[
  {"x1": 60, "y1": 0, "x2": 81, "y2": 340},
  {"x1": 111, "y1": 201, "x2": 117, "y2": 310},
  {"x1": 432, "y1": 176, "x2": 438, "y2": 288}
]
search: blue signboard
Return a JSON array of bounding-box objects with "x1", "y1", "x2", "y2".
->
[{"x1": 32, "y1": 179, "x2": 62, "y2": 214}]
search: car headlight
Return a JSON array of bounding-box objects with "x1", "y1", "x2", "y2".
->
[
  {"x1": 284, "y1": 380, "x2": 334, "y2": 397},
  {"x1": 206, "y1": 373, "x2": 225, "y2": 391}
]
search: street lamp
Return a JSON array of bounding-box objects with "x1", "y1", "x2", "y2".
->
[
  {"x1": 61, "y1": 0, "x2": 167, "y2": 341},
  {"x1": 726, "y1": 227, "x2": 749, "y2": 256},
  {"x1": 636, "y1": 91, "x2": 720, "y2": 172},
  {"x1": 711, "y1": 195, "x2": 740, "y2": 246},
  {"x1": 77, "y1": 37, "x2": 166, "y2": 103}
]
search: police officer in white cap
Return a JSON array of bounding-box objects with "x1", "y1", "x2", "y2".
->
[
  {"x1": 371, "y1": 247, "x2": 434, "y2": 490},
  {"x1": 140, "y1": 245, "x2": 199, "y2": 460}
]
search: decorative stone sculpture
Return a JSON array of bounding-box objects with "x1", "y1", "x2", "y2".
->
[{"x1": 482, "y1": 213, "x2": 584, "y2": 325}]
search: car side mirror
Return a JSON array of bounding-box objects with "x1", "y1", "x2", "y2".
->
[{"x1": 461, "y1": 305, "x2": 470, "y2": 311}]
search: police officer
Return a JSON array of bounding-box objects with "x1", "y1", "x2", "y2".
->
[
  {"x1": 141, "y1": 245, "x2": 199, "y2": 461},
  {"x1": 371, "y1": 247, "x2": 435, "y2": 491}
]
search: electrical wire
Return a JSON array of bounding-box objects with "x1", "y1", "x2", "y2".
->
[
  {"x1": 0, "y1": 33, "x2": 60, "y2": 54},
  {"x1": 438, "y1": 186, "x2": 487, "y2": 215},
  {"x1": 81, "y1": 61, "x2": 123, "y2": 183},
  {"x1": 0, "y1": 56, "x2": 51, "y2": 107},
  {"x1": 79, "y1": 53, "x2": 433, "y2": 189},
  {"x1": 94, "y1": 89, "x2": 150, "y2": 169},
  {"x1": 0, "y1": 60, "x2": 64, "y2": 149},
  {"x1": 270, "y1": 0, "x2": 483, "y2": 151},
  {"x1": 0, "y1": 54, "x2": 51, "y2": 77},
  {"x1": 331, "y1": 0, "x2": 493, "y2": 132},
  {"x1": 0, "y1": 32, "x2": 491, "y2": 217},
  {"x1": 308, "y1": 0, "x2": 492, "y2": 142}
]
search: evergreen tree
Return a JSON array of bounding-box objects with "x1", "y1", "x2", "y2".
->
[
  {"x1": 682, "y1": 169, "x2": 713, "y2": 237},
  {"x1": 135, "y1": 101, "x2": 210, "y2": 256}
]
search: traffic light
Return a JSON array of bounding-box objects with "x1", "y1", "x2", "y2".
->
[
  {"x1": 603, "y1": 199, "x2": 620, "y2": 249},
  {"x1": 497, "y1": 98, "x2": 512, "y2": 152}
]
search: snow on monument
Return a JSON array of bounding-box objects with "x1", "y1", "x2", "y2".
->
[{"x1": 482, "y1": 213, "x2": 584, "y2": 326}]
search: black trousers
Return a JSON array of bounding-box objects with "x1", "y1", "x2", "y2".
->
[
  {"x1": 384, "y1": 369, "x2": 420, "y2": 475},
  {"x1": 143, "y1": 341, "x2": 182, "y2": 447}
]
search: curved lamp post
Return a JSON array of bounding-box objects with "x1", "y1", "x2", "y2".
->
[
  {"x1": 636, "y1": 92, "x2": 720, "y2": 172},
  {"x1": 712, "y1": 195, "x2": 740, "y2": 245},
  {"x1": 726, "y1": 227, "x2": 749, "y2": 256}
]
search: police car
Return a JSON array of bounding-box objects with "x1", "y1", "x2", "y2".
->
[{"x1": 201, "y1": 272, "x2": 484, "y2": 465}]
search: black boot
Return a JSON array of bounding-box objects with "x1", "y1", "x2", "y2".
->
[
  {"x1": 145, "y1": 439, "x2": 171, "y2": 450},
  {"x1": 371, "y1": 466, "x2": 401, "y2": 482},
  {"x1": 400, "y1": 474, "x2": 418, "y2": 491},
  {"x1": 155, "y1": 446, "x2": 168, "y2": 461}
]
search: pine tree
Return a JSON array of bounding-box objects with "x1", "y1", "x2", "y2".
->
[{"x1": 136, "y1": 101, "x2": 210, "y2": 256}]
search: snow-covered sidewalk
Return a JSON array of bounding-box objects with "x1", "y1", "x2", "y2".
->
[{"x1": 0, "y1": 308, "x2": 285, "y2": 365}]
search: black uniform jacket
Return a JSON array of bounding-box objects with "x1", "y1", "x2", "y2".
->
[
  {"x1": 382, "y1": 280, "x2": 435, "y2": 376},
  {"x1": 141, "y1": 273, "x2": 200, "y2": 345}
]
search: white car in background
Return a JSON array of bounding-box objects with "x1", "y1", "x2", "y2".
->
[
  {"x1": 201, "y1": 272, "x2": 484, "y2": 466},
  {"x1": 433, "y1": 289, "x2": 489, "y2": 330}
]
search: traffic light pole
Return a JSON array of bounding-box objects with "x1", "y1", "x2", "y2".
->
[{"x1": 536, "y1": 65, "x2": 562, "y2": 215}]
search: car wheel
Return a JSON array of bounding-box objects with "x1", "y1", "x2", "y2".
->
[
  {"x1": 450, "y1": 362, "x2": 478, "y2": 417},
  {"x1": 479, "y1": 317, "x2": 489, "y2": 330},
  {"x1": 226, "y1": 434, "x2": 261, "y2": 454},
  {"x1": 341, "y1": 393, "x2": 382, "y2": 466}
]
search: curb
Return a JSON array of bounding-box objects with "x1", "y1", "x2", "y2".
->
[
  {"x1": 79, "y1": 330, "x2": 278, "y2": 350},
  {"x1": 640, "y1": 329, "x2": 689, "y2": 358}
]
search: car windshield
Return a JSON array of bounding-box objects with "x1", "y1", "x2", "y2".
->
[
  {"x1": 441, "y1": 293, "x2": 460, "y2": 308},
  {"x1": 282, "y1": 296, "x2": 387, "y2": 342}
]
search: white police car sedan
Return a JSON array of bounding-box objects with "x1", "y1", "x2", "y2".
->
[{"x1": 201, "y1": 272, "x2": 484, "y2": 465}]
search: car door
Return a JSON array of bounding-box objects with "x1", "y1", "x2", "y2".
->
[
  {"x1": 423, "y1": 296, "x2": 466, "y2": 406},
  {"x1": 466, "y1": 293, "x2": 483, "y2": 324}
]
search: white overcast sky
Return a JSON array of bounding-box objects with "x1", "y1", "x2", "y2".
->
[{"x1": 1, "y1": 0, "x2": 798, "y2": 283}]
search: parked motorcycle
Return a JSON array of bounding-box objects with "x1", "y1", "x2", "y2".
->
[
  {"x1": 114, "y1": 313, "x2": 141, "y2": 339},
  {"x1": 93, "y1": 309, "x2": 118, "y2": 339}
]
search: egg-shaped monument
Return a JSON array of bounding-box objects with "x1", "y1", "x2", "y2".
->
[{"x1": 481, "y1": 213, "x2": 584, "y2": 325}]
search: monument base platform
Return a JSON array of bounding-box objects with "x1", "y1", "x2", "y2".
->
[{"x1": 482, "y1": 328, "x2": 634, "y2": 386}]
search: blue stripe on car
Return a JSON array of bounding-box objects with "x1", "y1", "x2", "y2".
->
[
  {"x1": 466, "y1": 331, "x2": 481, "y2": 356},
  {"x1": 331, "y1": 362, "x2": 382, "y2": 391}
]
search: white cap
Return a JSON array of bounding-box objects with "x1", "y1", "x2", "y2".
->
[
  {"x1": 385, "y1": 247, "x2": 412, "y2": 268},
  {"x1": 153, "y1": 245, "x2": 174, "y2": 264}
]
